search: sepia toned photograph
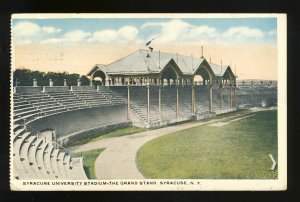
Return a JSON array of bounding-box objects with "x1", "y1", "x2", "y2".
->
[{"x1": 10, "y1": 13, "x2": 287, "y2": 191}]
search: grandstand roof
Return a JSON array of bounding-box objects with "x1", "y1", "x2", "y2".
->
[
  {"x1": 210, "y1": 63, "x2": 228, "y2": 77},
  {"x1": 88, "y1": 49, "x2": 235, "y2": 80}
]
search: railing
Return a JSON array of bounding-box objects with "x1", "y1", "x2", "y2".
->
[
  {"x1": 24, "y1": 124, "x2": 41, "y2": 137},
  {"x1": 52, "y1": 141, "x2": 72, "y2": 156}
]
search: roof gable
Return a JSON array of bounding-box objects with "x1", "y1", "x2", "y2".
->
[{"x1": 88, "y1": 49, "x2": 236, "y2": 81}]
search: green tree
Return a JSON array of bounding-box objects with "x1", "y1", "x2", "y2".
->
[
  {"x1": 80, "y1": 75, "x2": 90, "y2": 86},
  {"x1": 13, "y1": 68, "x2": 83, "y2": 86}
]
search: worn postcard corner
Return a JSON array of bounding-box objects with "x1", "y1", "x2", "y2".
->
[{"x1": 10, "y1": 13, "x2": 286, "y2": 191}]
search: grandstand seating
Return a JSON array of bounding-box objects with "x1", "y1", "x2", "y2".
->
[
  {"x1": 12, "y1": 124, "x2": 87, "y2": 180},
  {"x1": 14, "y1": 85, "x2": 274, "y2": 128},
  {"x1": 14, "y1": 88, "x2": 126, "y2": 125},
  {"x1": 12, "y1": 84, "x2": 276, "y2": 179}
]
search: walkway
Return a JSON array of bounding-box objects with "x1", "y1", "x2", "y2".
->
[{"x1": 69, "y1": 117, "x2": 231, "y2": 179}]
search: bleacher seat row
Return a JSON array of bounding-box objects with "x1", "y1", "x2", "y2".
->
[
  {"x1": 12, "y1": 124, "x2": 87, "y2": 180},
  {"x1": 13, "y1": 88, "x2": 127, "y2": 180},
  {"x1": 13, "y1": 89, "x2": 127, "y2": 125},
  {"x1": 13, "y1": 85, "x2": 276, "y2": 179},
  {"x1": 109, "y1": 86, "x2": 233, "y2": 125}
]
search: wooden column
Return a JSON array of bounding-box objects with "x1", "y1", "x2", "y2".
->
[
  {"x1": 127, "y1": 84, "x2": 130, "y2": 120},
  {"x1": 176, "y1": 83, "x2": 179, "y2": 118},
  {"x1": 233, "y1": 84, "x2": 236, "y2": 107},
  {"x1": 229, "y1": 84, "x2": 233, "y2": 108},
  {"x1": 147, "y1": 84, "x2": 150, "y2": 124},
  {"x1": 191, "y1": 84, "x2": 195, "y2": 114},
  {"x1": 209, "y1": 83, "x2": 213, "y2": 112},
  {"x1": 220, "y1": 84, "x2": 223, "y2": 110},
  {"x1": 158, "y1": 85, "x2": 162, "y2": 124}
]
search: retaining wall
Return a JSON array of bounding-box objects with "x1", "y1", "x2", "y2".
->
[
  {"x1": 58, "y1": 122, "x2": 131, "y2": 146},
  {"x1": 71, "y1": 86, "x2": 96, "y2": 91},
  {"x1": 15, "y1": 86, "x2": 43, "y2": 94},
  {"x1": 27, "y1": 104, "x2": 128, "y2": 142},
  {"x1": 43, "y1": 86, "x2": 69, "y2": 92}
]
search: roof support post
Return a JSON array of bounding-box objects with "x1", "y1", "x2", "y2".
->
[
  {"x1": 233, "y1": 84, "x2": 236, "y2": 107},
  {"x1": 158, "y1": 85, "x2": 162, "y2": 125},
  {"x1": 147, "y1": 84, "x2": 150, "y2": 125},
  {"x1": 220, "y1": 84, "x2": 223, "y2": 110},
  {"x1": 127, "y1": 83, "x2": 130, "y2": 121},
  {"x1": 176, "y1": 80, "x2": 179, "y2": 118},
  {"x1": 105, "y1": 77, "x2": 109, "y2": 86},
  {"x1": 209, "y1": 83, "x2": 213, "y2": 112},
  {"x1": 191, "y1": 84, "x2": 195, "y2": 114},
  {"x1": 229, "y1": 83, "x2": 233, "y2": 108}
]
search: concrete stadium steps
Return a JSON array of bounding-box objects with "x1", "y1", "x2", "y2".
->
[
  {"x1": 37, "y1": 104, "x2": 66, "y2": 112},
  {"x1": 13, "y1": 135, "x2": 33, "y2": 179},
  {"x1": 110, "y1": 85, "x2": 196, "y2": 125},
  {"x1": 72, "y1": 90, "x2": 112, "y2": 106},
  {"x1": 194, "y1": 86, "x2": 210, "y2": 113},
  {"x1": 14, "y1": 102, "x2": 33, "y2": 110},
  {"x1": 14, "y1": 111, "x2": 43, "y2": 125},
  {"x1": 69, "y1": 157, "x2": 88, "y2": 180},
  {"x1": 12, "y1": 123, "x2": 88, "y2": 180},
  {"x1": 14, "y1": 106, "x2": 37, "y2": 114},
  {"x1": 36, "y1": 142, "x2": 50, "y2": 177},
  {"x1": 13, "y1": 127, "x2": 27, "y2": 141},
  {"x1": 109, "y1": 86, "x2": 128, "y2": 99},
  {"x1": 13, "y1": 93, "x2": 64, "y2": 124},
  {"x1": 14, "y1": 108, "x2": 42, "y2": 120},
  {"x1": 20, "y1": 136, "x2": 37, "y2": 179},
  {"x1": 32, "y1": 100, "x2": 59, "y2": 107},
  {"x1": 43, "y1": 107, "x2": 68, "y2": 116},
  {"x1": 47, "y1": 91, "x2": 90, "y2": 109},
  {"x1": 50, "y1": 149, "x2": 61, "y2": 178},
  {"x1": 13, "y1": 85, "x2": 237, "y2": 128},
  {"x1": 44, "y1": 145, "x2": 57, "y2": 179},
  {"x1": 63, "y1": 155, "x2": 71, "y2": 179},
  {"x1": 13, "y1": 124, "x2": 23, "y2": 133},
  {"x1": 98, "y1": 87, "x2": 127, "y2": 104},
  {"x1": 13, "y1": 156, "x2": 28, "y2": 179},
  {"x1": 28, "y1": 138, "x2": 44, "y2": 179},
  {"x1": 57, "y1": 151, "x2": 68, "y2": 178}
]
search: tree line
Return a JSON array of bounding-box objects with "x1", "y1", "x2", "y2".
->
[{"x1": 13, "y1": 69, "x2": 94, "y2": 86}]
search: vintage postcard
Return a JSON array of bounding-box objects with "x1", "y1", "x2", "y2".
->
[{"x1": 10, "y1": 13, "x2": 286, "y2": 191}]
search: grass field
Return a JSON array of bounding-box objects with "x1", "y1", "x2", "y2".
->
[
  {"x1": 72, "y1": 148, "x2": 105, "y2": 179},
  {"x1": 136, "y1": 110, "x2": 278, "y2": 179},
  {"x1": 91, "y1": 127, "x2": 145, "y2": 142},
  {"x1": 68, "y1": 127, "x2": 145, "y2": 147}
]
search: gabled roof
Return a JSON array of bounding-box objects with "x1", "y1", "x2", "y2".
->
[
  {"x1": 104, "y1": 50, "x2": 160, "y2": 74},
  {"x1": 105, "y1": 49, "x2": 209, "y2": 75},
  {"x1": 88, "y1": 49, "x2": 236, "y2": 80},
  {"x1": 209, "y1": 63, "x2": 228, "y2": 77},
  {"x1": 222, "y1": 66, "x2": 235, "y2": 79},
  {"x1": 87, "y1": 64, "x2": 106, "y2": 76}
]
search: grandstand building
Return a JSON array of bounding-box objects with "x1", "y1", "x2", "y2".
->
[
  {"x1": 87, "y1": 49, "x2": 237, "y2": 126},
  {"x1": 12, "y1": 49, "x2": 277, "y2": 180}
]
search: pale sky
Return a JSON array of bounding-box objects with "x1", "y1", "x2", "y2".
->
[{"x1": 12, "y1": 17, "x2": 278, "y2": 80}]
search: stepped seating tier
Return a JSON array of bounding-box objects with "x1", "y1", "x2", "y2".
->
[
  {"x1": 12, "y1": 123, "x2": 87, "y2": 180},
  {"x1": 13, "y1": 88, "x2": 126, "y2": 125}
]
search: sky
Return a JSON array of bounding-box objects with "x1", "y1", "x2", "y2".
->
[{"x1": 12, "y1": 17, "x2": 278, "y2": 80}]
